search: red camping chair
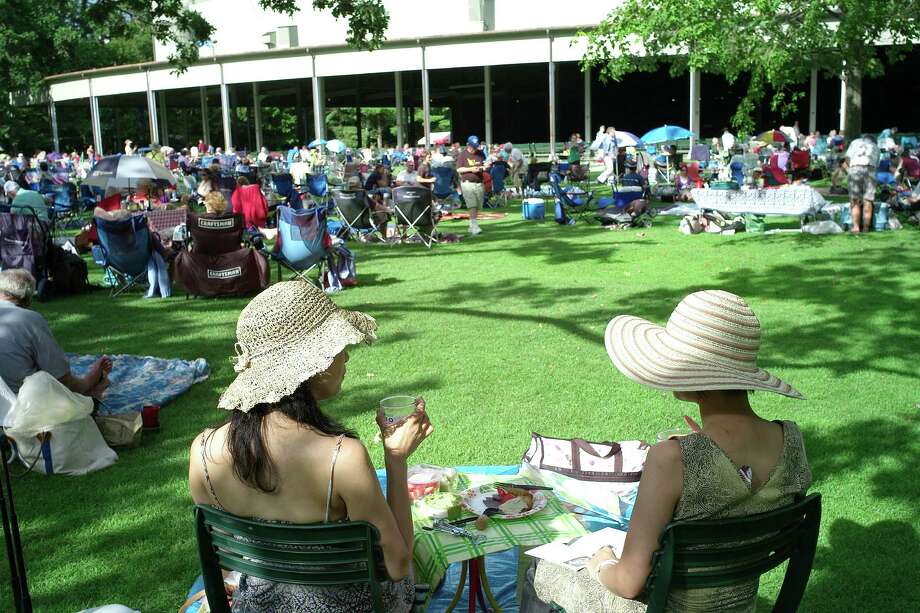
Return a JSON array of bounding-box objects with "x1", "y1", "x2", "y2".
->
[
  {"x1": 790, "y1": 150, "x2": 811, "y2": 172},
  {"x1": 763, "y1": 164, "x2": 789, "y2": 187}
]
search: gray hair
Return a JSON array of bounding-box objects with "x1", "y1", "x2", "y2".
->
[{"x1": 0, "y1": 269, "x2": 36, "y2": 306}]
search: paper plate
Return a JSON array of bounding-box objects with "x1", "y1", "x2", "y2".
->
[{"x1": 459, "y1": 485, "x2": 547, "y2": 520}]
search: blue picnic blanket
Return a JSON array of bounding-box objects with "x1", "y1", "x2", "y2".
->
[{"x1": 67, "y1": 354, "x2": 209, "y2": 415}]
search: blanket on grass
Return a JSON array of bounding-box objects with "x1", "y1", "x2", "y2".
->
[{"x1": 67, "y1": 354, "x2": 210, "y2": 415}]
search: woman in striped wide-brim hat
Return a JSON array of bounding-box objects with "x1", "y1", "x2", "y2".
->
[{"x1": 525, "y1": 290, "x2": 812, "y2": 612}]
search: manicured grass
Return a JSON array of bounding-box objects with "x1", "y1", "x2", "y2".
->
[{"x1": 3, "y1": 199, "x2": 919, "y2": 611}]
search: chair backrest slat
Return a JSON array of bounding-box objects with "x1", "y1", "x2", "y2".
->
[
  {"x1": 644, "y1": 493, "x2": 821, "y2": 613},
  {"x1": 195, "y1": 505, "x2": 388, "y2": 613}
]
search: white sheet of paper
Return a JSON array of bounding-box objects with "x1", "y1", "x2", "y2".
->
[{"x1": 525, "y1": 528, "x2": 628, "y2": 570}]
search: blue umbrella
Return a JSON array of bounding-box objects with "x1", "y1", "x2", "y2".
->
[
  {"x1": 640, "y1": 125, "x2": 694, "y2": 144},
  {"x1": 326, "y1": 139, "x2": 346, "y2": 153},
  {"x1": 307, "y1": 139, "x2": 327, "y2": 148}
]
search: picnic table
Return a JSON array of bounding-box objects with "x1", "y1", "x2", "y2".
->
[
  {"x1": 690, "y1": 186, "x2": 826, "y2": 222},
  {"x1": 411, "y1": 471, "x2": 588, "y2": 612}
]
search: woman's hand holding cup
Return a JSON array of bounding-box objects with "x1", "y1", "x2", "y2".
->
[{"x1": 378, "y1": 397, "x2": 433, "y2": 460}]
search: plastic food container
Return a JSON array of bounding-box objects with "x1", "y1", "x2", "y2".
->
[{"x1": 407, "y1": 471, "x2": 440, "y2": 501}]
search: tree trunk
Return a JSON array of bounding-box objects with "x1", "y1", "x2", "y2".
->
[{"x1": 843, "y1": 64, "x2": 862, "y2": 143}]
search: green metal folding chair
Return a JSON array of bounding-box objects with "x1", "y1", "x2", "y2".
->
[
  {"x1": 194, "y1": 504, "x2": 390, "y2": 612},
  {"x1": 644, "y1": 493, "x2": 822, "y2": 612}
]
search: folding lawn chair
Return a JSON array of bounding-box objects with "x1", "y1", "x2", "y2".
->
[
  {"x1": 432, "y1": 166, "x2": 460, "y2": 212},
  {"x1": 549, "y1": 172, "x2": 594, "y2": 223},
  {"x1": 43, "y1": 183, "x2": 77, "y2": 226},
  {"x1": 93, "y1": 215, "x2": 152, "y2": 296},
  {"x1": 331, "y1": 189, "x2": 382, "y2": 242},
  {"x1": 0, "y1": 209, "x2": 51, "y2": 293},
  {"x1": 526, "y1": 162, "x2": 553, "y2": 191},
  {"x1": 79, "y1": 184, "x2": 104, "y2": 211},
  {"x1": 762, "y1": 164, "x2": 789, "y2": 187},
  {"x1": 272, "y1": 205, "x2": 330, "y2": 286},
  {"x1": 305, "y1": 172, "x2": 330, "y2": 209},
  {"x1": 488, "y1": 163, "x2": 509, "y2": 207},
  {"x1": 392, "y1": 186, "x2": 437, "y2": 248},
  {"x1": 174, "y1": 212, "x2": 269, "y2": 298}
]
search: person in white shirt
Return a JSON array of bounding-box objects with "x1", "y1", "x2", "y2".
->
[
  {"x1": 395, "y1": 159, "x2": 421, "y2": 186},
  {"x1": 504, "y1": 142, "x2": 527, "y2": 195},
  {"x1": 844, "y1": 134, "x2": 881, "y2": 233},
  {"x1": 721, "y1": 128, "x2": 735, "y2": 153}
]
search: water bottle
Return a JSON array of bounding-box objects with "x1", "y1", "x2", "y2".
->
[
  {"x1": 839, "y1": 205, "x2": 851, "y2": 231},
  {"x1": 874, "y1": 202, "x2": 889, "y2": 231}
]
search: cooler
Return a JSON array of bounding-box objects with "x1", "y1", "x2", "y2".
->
[{"x1": 522, "y1": 198, "x2": 546, "y2": 220}]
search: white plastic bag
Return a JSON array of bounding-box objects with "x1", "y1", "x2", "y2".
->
[
  {"x1": 6, "y1": 371, "x2": 94, "y2": 437},
  {"x1": 9, "y1": 416, "x2": 117, "y2": 475},
  {"x1": 802, "y1": 220, "x2": 843, "y2": 235}
]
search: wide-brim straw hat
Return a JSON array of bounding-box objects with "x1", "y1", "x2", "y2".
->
[
  {"x1": 218, "y1": 280, "x2": 377, "y2": 413},
  {"x1": 605, "y1": 290, "x2": 803, "y2": 399}
]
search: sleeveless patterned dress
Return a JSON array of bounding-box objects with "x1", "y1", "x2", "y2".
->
[{"x1": 530, "y1": 420, "x2": 812, "y2": 612}]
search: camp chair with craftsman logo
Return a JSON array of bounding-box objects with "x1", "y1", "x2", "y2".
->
[
  {"x1": 392, "y1": 186, "x2": 437, "y2": 248},
  {"x1": 174, "y1": 212, "x2": 269, "y2": 298},
  {"x1": 331, "y1": 189, "x2": 382, "y2": 242},
  {"x1": 642, "y1": 493, "x2": 822, "y2": 613},
  {"x1": 93, "y1": 215, "x2": 152, "y2": 296},
  {"x1": 272, "y1": 205, "x2": 330, "y2": 286}
]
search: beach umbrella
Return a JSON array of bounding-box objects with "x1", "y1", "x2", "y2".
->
[
  {"x1": 308, "y1": 138, "x2": 327, "y2": 148},
  {"x1": 610, "y1": 131, "x2": 643, "y2": 147},
  {"x1": 83, "y1": 154, "x2": 175, "y2": 190},
  {"x1": 641, "y1": 125, "x2": 694, "y2": 144},
  {"x1": 757, "y1": 130, "x2": 787, "y2": 144},
  {"x1": 326, "y1": 139, "x2": 346, "y2": 153}
]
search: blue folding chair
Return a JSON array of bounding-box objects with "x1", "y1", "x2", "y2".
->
[
  {"x1": 432, "y1": 166, "x2": 460, "y2": 210},
  {"x1": 272, "y1": 205, "x2": 330, "y2": 286},
  {"x1": 93, "y1": 215, "x2": 152, "y2": 296},
  {"x1": 305, "y1": 173, "x2": 330, "y2": 209},
  {"x1": 549, "y1": 172, "x2": 594, "y2": 222},
  {"x1": 900, "y1": 136, "x2": 918, "y2": 151},
  {"x1": 271, "y1": 173, "x2": 296, "y2": 207},
  {"x1": 44, "y1": 184, "x2": 75, "y2": 219},
  {"x1": 487, "y1": 163, "x2": 509, "y2": 207}
]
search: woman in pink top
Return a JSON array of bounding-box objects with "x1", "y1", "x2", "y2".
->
[{"x1": 231, "y1": 176, "x2": 269, "y2": 229}]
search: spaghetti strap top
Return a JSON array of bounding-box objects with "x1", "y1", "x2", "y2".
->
[{"x1": 200, "y1": 432, "x2": 347, "y2": 523}]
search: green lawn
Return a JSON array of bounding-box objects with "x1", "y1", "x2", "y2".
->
[{"x1": 4, "y1": 200, "x2": 919, "y2": 611}]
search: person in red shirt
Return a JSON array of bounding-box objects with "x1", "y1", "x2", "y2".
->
[{"x1": 231, "y1": 176, "x2": 269, "y2": 230}]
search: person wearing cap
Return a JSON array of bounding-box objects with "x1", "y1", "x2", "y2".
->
[
  {"x1": 189, "y1": 281, "x2": 431, "y2": 611},
  {"x1": 4, "y1": 180, "x2": 49, "y2": 221},
  {"x1": 522, "y1": 290, "x2": 812, "y2": 612},
  {"x1": 456, "y1": 135, "x2": 488, "y2": 235},
  {"x1": 620, "y1": 159, "x2": 648, "y2": 197},
  {"x1": 124, "y1": 139, "x2": 137, "y2": 155}
]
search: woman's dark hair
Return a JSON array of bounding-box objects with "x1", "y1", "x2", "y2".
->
[
  {"x1": 211, "y1": 380, "x2": 356, "y2": 493},
  {"x1": 236, "y1": 175, "x2": 249, "y2": 186}
]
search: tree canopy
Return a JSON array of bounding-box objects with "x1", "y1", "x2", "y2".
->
[
  {"x1": 0, "y1": 0, "x2": 389, "y2": 152},
  {"x1": 580, "y1": 0, "x2": 920, "y2": 138}
]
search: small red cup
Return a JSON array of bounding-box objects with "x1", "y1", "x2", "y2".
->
[{"x1": 142, "y1": 405, "x2": 161, "y2": 431}]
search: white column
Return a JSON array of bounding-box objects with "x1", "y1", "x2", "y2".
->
[
  {"x1": 145, "y1": 71, "x2": 159, "y2": 146},
  {"x1": 158, "y1": 91, "x2": 168, "y2": 145},
  {"x1": 548, "y1": 39, "x2": 556, "y2": 159},
  {"x1": 88, "y1": 79, "x2": 103, "y2": 156},
  {"x1": 49, "y1": 101, "x2": 60, "y2": 153},
  {"x1": 199, "y1": 87, "x2": 210, "y2": 146},
  {"x1": 808, "y1": 68, "x2": 818, "y2": 134},
  {"x1": 421, "y1": 47, "x2": 431, "y2": 148},
  {"x1": 252, "y1": 82, "x2": 263, "y2": 151},
  {"x1": 688, "y1": 68, "x2": 701, "y2": 148},
  {"x1": 219, "y1": 65, "x2": 232, "y2": 149},
  {"x1": 310, "y1": 58, "x2": 326, "y2": 142},
  {"x1": 839, "y1": 76, "x2": 847, "y2": 133},
  {"x1": 395, "y1": 71, "x2": 405, "y2": 147},
  {"x1": 583, "y1": 68, "x2": 592, "y2": 143},
  {"x1": 484, "y1": 65, "x2": 492, "y2": 147}
]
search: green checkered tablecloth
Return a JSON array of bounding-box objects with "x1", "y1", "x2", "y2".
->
[{"x1": 411, "y1": 473, "x2": 588, "y2": 591}]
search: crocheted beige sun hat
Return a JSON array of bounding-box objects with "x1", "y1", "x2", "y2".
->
[
  {"x1": 218, "y1": 280, "x2": 377, "y2": 413},
  {"x1": 605, "y1": 290, "x2": 803, "y2": 399}
]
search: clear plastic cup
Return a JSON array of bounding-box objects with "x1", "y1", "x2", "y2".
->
[
  {"x1": 379, "y1": 395, "x2": 418, "y2": 427},
  {"x1": 656, "y1": 427, "x2": 692, "y2": 443}
]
